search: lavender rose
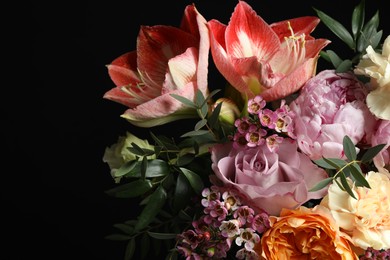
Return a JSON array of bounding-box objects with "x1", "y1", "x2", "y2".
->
[
  {"x1": 210, "y1": 139, "x2": 329, "y2": 216},
  {"x1": 289, "y1": 69, "x2": 377, "y2": 160}
]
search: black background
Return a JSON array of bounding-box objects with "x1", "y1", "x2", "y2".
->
[{"x1": 6, "y1": 0, "x2": 388, "y2": 259}]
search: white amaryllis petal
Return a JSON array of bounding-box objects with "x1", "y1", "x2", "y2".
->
[
  {"x1": 366, "y1": 84, "x2": 390, "y2": 120},
  {"x1": 354, "y1": 35, "x2": 390, "y2": 119},
  {"x1": 164, "y1": 47, "x2": 198, "y2": 93}
]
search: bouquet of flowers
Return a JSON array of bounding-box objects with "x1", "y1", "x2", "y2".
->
[{"x1": 102, "y1": 0, "x2": 390, "y2": 259}]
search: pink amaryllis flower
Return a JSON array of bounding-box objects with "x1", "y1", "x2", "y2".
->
[
  {"x1": 207, "y1": 0, "x2": 330, "y2": 102},
  {"x1": 104, "y1": 4, "x2": 210, "y2": 127}
]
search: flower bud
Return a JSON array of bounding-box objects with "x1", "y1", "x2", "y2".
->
[{"x1": 214, "y1": 98, "x2": 240, "y2": 126}]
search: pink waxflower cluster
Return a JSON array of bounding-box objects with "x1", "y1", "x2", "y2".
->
[
  {"x1": 233, "y1": 95, "x2": 295, "y2": 152},
  {"x1": 176, "y1": 186, "x2": 270, "y2": 260}
]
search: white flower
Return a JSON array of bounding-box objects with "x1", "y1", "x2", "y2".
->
[
  {"x1": 320, "y1": 171, "x2": 390, "y2": 250},
  {"x1": 354, "y1": 35, "x2": 390, "y2": 120}
]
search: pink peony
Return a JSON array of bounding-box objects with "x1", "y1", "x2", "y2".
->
[
  {"x1": 289, "y1": 69, "x2": 377, "y2": 160},
  {"x1": 210, "y1": 139, "x2": 329, "y2": 216},
  {"x1": 371, "y1": 119, "x2": 390, "y2": 173}
]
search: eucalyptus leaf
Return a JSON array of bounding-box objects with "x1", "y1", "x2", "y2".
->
[
  {"x1": 208, "y1": 102, "x2": 222, "y2": 129},
  {"x1": 169, "y1": 94, "x2": 196, "y2": 108},
  {"x1": 351, "y1": 0, "x2": 365, "y2": 39},
  {"x1": 181, "y1": 130, "x2": 210, "y2": 138},
  {"x1": 350, "y1": 162, "x2": 370, "y2": 188},
  {"x1": 323, "y1": 157, "x2": 347, "y2": 170},
  {"x1": 195, "y1": 89, "x2": 205, "y2": 108},
  {"x1": 319, "y1": 50, "x2": 331, "y2": 63},
  {"x1": 199, "y1": 101, "x2": 209, "y2": 119},
  {"x1": 360, "y1": 143, "x2": 386, "y2": 163},
  {"x1": 113, "y1": 223, "x2": 135, "y2": 235},
  {"x1": 179, "y1": 167, "x2": 204, "y2": 194},
  {"x1": 147, "y1": 231, "x2": 178, "y2": 240},
  {"x1": 125, "y1": 238, "x2": 136, "y2": 260},
  {"x1": 313, "y1": 7, "x2": 355, "y2": 50},
  {"x1": 336, "y1": 59, "x2": 352, "y2": 73},
  {"x1": 134, "y1": 185, "x2": 167, "y2": 232},
  {"x1": 195, "y1": 119, "x2": 207, "y2": 131},
  {"x1": 339, "y1": 173, "x2": 357, "y2": 199},
  {"x1": 308, "y1": 177, "x2": 333, "y2": 192},
  {"x1": 105, "y1": 179, "x2": 153, "y2": 198},
  {"x1": 343, "y1": 135, "x2": 357, "y2": 161},
  {"x1": 357, "y1": 11, "x2": 380, "y2": 52},
  {"x1": 326, "y1": 50, "x2": 343, "y2": 68}
]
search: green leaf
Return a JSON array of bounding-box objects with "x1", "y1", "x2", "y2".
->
[
  {"x1": 194, "y1": 119, "x2": 207, "y2": 131},
  {"x1": 313, "y1": 7, "x2": 355, "y2": 50},
  {"x1": 336, "y1": 59, "x2": 352, "y2": 73},
  {"x1": 326, "y1": 50, "x2": 343, "y2": 68},
  {"x1": 127, "y1": 142, "x2": 155, "y2": 156},
  {"x1": 195, "y1": 89, "x2": 206, "y2": 108},
  {"x1": 314, "y1": 158, "x2": 337, "y2": 169},
  {"x1": 147, "y1": 231, "x2": 178, "y2": 240},
  {"x1": 351, "y1": 0, "x2": 365, "y2": 39},
  {"x1": 113, "y1": 223, "x2": 135, "y2": 235},
  {"x1": 114, "y1": 160, "x2": 137, "y2": 178},
  {"x1": 357, "y1": 11, "x2": 380, "y2": 52},
  {"x1": 308, "y1": 177, "x2": 334, "y2": 192},
  {"x1": 339, "y1": 173, "x2": 357, "y2": 199},
  {"x1": 105, "y1": 179, "x2": 153, "y2": 198},
  {"x1": 181, "y1": 130, "x2": 210, "y2": 138},
  {"x1": 176, "y1": 154, "x2": 194, "y2": 167},
  {"x1": 123, "y1": 159, "x2": 170, "y2": 178},
  {"x1": 179, "y1": 167, "x2": 204, "y2": 194},
  {"x1": 360, "y1": 143, "x2": 386, "y2": 163},
  {"x1": 105, "y1": 234, "x2": 131, "y2": 241},
  {"x1": 173, "y1": 173, "x2": 192, "y2": 212},
  {"x1": 141, "y1": 156, "x2": 148, "y2": 180},
  {"x1": 343, "y1": 135, "x2": 357, "y2": 161},
  {"x1": 323, "y1": 157, "x2": 347, "y2": 170},
  {"x1": 350, "y1": 162, "x2": 370, "y2": 188},
  {"x1": 198, "y1": 102, "x2": 209, "y2": 119},
  {"x1": 169, "y1": 94, "x2": 196, "y2": 108},
  {"x1": 208, "y1": 102, "x2": 222, "y2": 129},
  {"x1": 134, "y1": 185, "x2": 167, "y2": 232},
  {"x1": 205, "y1": 89, "x2": 221, "y2": 103},
  {"x1": 124, "y1": 238, "x2": 136, "y2": 260}
]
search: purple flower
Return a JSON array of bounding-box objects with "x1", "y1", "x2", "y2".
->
[{"x1": 210, "y1": 139, "x2": 329, "y2": 216}]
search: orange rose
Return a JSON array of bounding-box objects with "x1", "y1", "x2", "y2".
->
[{"x1": 258, "y1": 205, "x2": 358, "y2": 260}]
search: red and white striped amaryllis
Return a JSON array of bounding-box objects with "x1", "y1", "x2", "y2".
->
[
  {"x1": 207, "y1": 0, "x2": 330, "y2": 102},
  {"x1": 104, "y1": 4, "x2": 210, "y2": 127}
]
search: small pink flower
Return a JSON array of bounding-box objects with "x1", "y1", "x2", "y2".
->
[
  {"x1": 259, "y1": 109, "x2": 277, "y2": 128},
  {"x1": 248, "y1": 96, "x2": 266, "y2": 114},
  {"x1": 219, "y1": 219, "x2": 241, "y2": 238}
]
